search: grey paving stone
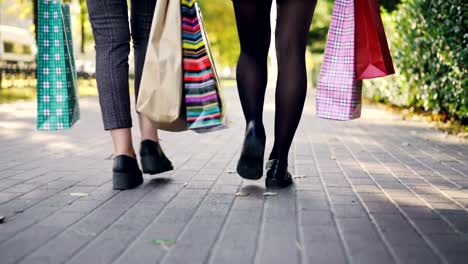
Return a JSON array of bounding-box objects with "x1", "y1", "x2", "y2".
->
[
  {"x1": 8, "y1": 168, "x2": 49, "y2": 181},
  {"x1": 3, "y1": 183, "x2": 42, "y2": 193},
  {"x1": 426, "y1": 234, "x2": 468, "y2": 264},
  {"x1": 391, "y1": 245, "x2": 441, "y2": 264},
  {"x1": 256, "y1": 188, "x2": 300, "y2": 264},
  {"x1": 113, "y1": 190, "x2": 206, "y2": 264},
  {"x1": 0, "y1": 199, "x2": 40, "y2": 218},
  {"x1": 354, "y1": 184, "x2": 383, "y2": 194},
  {"x1": 0, "y1": 225, "x2": 63, "y2": 264},
  {"x1": 0, "y1": 179, "x2": 23, "y2": 190},
  {"x1": 300, "y1": 225, "x2": 348, "y2": 264},
  {"x1": 19, "y1": 189, "x2": 58, "y2": 200},
  {"x1": 15, "y1": 187, "x2": 153, "y2": 264},
  {"x1": 159, "y1": 193, "x2": 235, "y2": 264},
  {"x1": 333, "y1": 205, "x2": 368, "y2": 218},
  {"x1": 1, "y1": 90, "x2": 467, "y2": 264},
  {"x1": 64, "y1": 202, "x2": 165, "y2": 264},
  {"x1": 337, "y1": 217, "x2": 396, "y2": 264},
  {"x1": 329, "y1": 194, "x2": 359, "y2": 206},
  {"x1": 400, "y1": 206, "x2": 440, "y2": 220},
  {"x1": 413, "y1": 219, "x2": 457, "y2": 235},
  {"x1": 327, "y1": 186, "x2": 356, "y2": 196},
  {"x1": 208, "y1": 198, "x2": 263, "y2": 264},
  {"x1": 0, "y1": 192, "x2": 22, "y2": 204}
]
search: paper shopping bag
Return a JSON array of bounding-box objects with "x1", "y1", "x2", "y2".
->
[
  {"x1": 37, "y1": 1, "x2": 79, "y2": 130},
  {"x1": 355, "y1": 0, "x2": 395, "y2": 79},
  {"x1": 137, "y1": 0, "x2": 187, "y2": 132},
  {"x1": 316, "y1": 0, "x2": 362, "y2": 121},
  {"x1": 181, "y1": 0, "x2": 224, "y2": 130}
]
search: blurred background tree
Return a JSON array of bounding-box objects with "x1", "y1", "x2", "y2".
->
[
  {"x1": 1, "y1": 0, "x2": 91, "y2": 52},
  {"x1": 364, "y1": 0, "x2": 467, "y2": 125},
  {"x1": 1, "y1": 0, "x2": 465, "y2": 128},
  {"x1": 198, "y1": 0, "x2": 239, "y2": 67}
]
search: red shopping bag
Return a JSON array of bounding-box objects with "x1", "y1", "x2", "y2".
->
[{"x1": 355, "y1": 0, "x2": 395, "y2": 80}]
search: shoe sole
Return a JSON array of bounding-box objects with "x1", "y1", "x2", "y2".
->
[
  {"x1": 113, "y1": 172, "x2": 144, "y2": 190},
  {"x1": 236, "y1": 136, "x2": 265, "y2": 180},
  {"x1": 141, "y1": 156, "x2": 174, "y2": 175},
  {"x1": 265, "y1": 177, "x2": 293, "y2": 189}
]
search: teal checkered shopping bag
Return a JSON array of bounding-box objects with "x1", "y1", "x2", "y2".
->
[{"x1": 37, "y1": 0, "x2": 79, "y2": 130}]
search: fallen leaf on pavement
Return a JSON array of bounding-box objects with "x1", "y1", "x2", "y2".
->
[
  {"x1": 293, "y1": 175, "x2": 307, "y2": 179},
  {"x1": 73, "y1": 229, "x2": 96, "y2": 237},
  {"x1": 235, "y1": 192, "x2": 250, "y2": 197},
  {"x1": 152, "y1": 239, "x2": 176, "y2": 250},
  {"x1": 263, "y1": 192, "x2": 278, "y2": 197},
  {"x1": 70, "y1": 192, "x2": 89, "y2": 197}
]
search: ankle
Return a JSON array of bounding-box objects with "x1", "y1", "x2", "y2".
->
[
  {"x1": 140, "y1": 136, "x2": 159, "y2": 143},
  {"x1": 268, "y1": 154, "x2": 288, "y2": 169},
  {"x1": 246, "y1": 121, "x2": 266, "y2": 139},
  {"x1": 114, "y1": 151, "x2": 136, "y2": 159}
]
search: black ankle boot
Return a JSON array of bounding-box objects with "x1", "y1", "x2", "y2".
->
[
  {"x1": 113, "y1": 155, "x2": 144, "y2": 190},
  {"x1": 140, "y1": 140, "x2": 174, "y2": 175},
  {"x1": 236, "y1": 122, "x2": 266, "y2": 180},
  {"x1": 265, "y1": 159, "x2": 293, "y2": 189}
]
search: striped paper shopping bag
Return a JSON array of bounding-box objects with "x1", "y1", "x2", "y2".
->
[
  {"x1": 181, "y1": 0, "x2": 224, "y2": 130},
  {"x1": 37, "y1": 0, "x2": 79, "y2": 130}
]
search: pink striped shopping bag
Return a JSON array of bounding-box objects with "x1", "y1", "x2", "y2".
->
[{"x1": 316, "y1": 0, "x2": 362, "y2": 121}]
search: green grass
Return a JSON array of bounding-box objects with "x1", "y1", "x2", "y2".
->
[
  {"x1": 220, "y1": 79, "x2": 237, "y2": 88},
  {"x1": 0, "y1": 86, "x2": 36, "y2": 103},
  {"x1": 0, "y1": 79, "x2": 102, "y2": 104}
]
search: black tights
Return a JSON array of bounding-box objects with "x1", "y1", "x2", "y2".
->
[{"x1": 233, "y1": 0, "x2": 317, "y2": 165}]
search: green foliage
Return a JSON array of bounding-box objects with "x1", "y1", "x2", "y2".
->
[
  {"x1": 198, "y1": 0, "x2": 239, "y2": 67},
  {"x1": 378, "y1": 0, "x2": 400, "y2": 12},
  {"x1": 308, "y1": 0, "x2": 333, "y2": 52},
  {"x1": 364, "y1": 0, "x2": 468, "y2": 121},
  {"x1": 77, "y1": 0, "x2": 93, "y2": 53}
]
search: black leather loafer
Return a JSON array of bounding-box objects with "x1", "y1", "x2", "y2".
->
[
  {"x1": 236, "y1": 122, "x2": 266, "y2": 180},
  {"x1": 140, "y1": 140, "x2": 174, "y2": 175},
  {"x1": 113, "y1": 155, "x2": 144, "y2": 190},
  {"x1": 265, "y1": 159, "x2": 293, "y2": 189}
]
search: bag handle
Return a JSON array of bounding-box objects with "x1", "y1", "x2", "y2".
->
[{"x1": 58, "y1": 3, "x2": 78, "y2": 92}]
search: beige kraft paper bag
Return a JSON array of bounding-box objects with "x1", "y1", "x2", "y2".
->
[{"x1": 136, "y1": 0, "x2": 187, "y2": 131}]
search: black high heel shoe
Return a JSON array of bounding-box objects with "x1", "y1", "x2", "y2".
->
[
  {"x1": 140, "y1": 140, "x2": 174, "y2": 175},
  {"x1": 265, "y1": 159, "x2": 293, "y2": 189},
  {"x1": 236, "y1": 122, "x2": 266, "y2": 180},
  {"x1": 113, "y1": 155, "x2": 144, "y2": 190}
]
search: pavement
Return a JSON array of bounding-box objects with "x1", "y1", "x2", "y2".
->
[{"x1": 0, "y1": 87, "x2": 467, "y2": 264}]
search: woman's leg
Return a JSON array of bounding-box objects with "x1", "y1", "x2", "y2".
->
[
  {"x1": 130, "y1": 0, "x2": 159, "y2": 142},
  {"x1": 233, "y1": 0, "x2": 273, "y2": 179},
  {"x1": 233, "y1": 0, "x2": 272, "y2": 128},
  {"x1": 86, "y1": 0, "x2": 135, "y2": 157},
  {"x1": 87, "y1": 0, "x2": 143, "y2": 190},
  {"x1": 270, "y1": 0, "x2": 317, "y2": 169},
  {"x1": 130, "y1": 0, "x2": 174, "y2": 175}
]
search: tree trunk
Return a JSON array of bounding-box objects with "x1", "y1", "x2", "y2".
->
[
  {"x1": 80, "y1": 0, "x2": 86, "y2": 53},
  {"x1": 33, "y1": 0, "x2": 38, "y2": 44}
]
